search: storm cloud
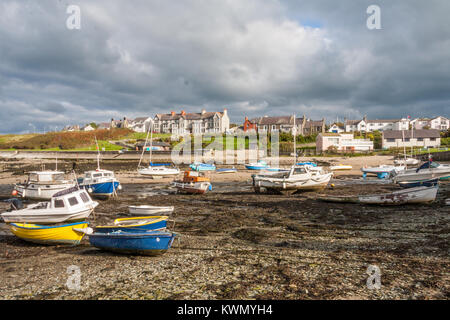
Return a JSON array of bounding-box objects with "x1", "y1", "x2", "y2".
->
[{"x1": 0, "y1": 0, "x2": 449, "y2": 133}]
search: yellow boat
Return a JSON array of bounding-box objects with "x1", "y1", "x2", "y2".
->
[{"x1": 9, "y1": 221, "x2": 89, "y2": 245}]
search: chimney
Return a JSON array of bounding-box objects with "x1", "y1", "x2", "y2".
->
[
  {"x1": 181, "y1": 110, "x2": 186, "y2": 116},
  {"x1": 201, "y1": 109, "x2": 206, "y2": 115},
  {"x1": 245, "y1": 116, "x2": 248, "y2": 121},
  {"x1": 171, "y1": 111, "x2": 176, "y2": 116},
  {"x1": 223, "y1": 108, "x2": 228, "y2": 116},
  {"x1": 363, "y1": 115, "x2": 367, "y2": 122}
]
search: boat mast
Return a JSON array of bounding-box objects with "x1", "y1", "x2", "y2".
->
[
  {"x1": 149, "y1": 120, "x2": 153, "y2": 166},
  {"x1": 94, "y1": 136, "x2": 100, "y2": 170},
  {"x1": 293, "y1": 114, "x2": 297, "y2": 165},
  {"x1": 402, "y1": 130, "x2": 407, "y2": 170},
  {"x1": 138, "y1": 121, "x2": 151, "y2": 168}
]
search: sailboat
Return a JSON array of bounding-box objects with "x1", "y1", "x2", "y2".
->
[
  {"x1": 251, "y1": 115, "x2": 333, "y2": 194},
  {"x1": 77, "y1": 137, "x2": 121, "y2": 198},
  {"x1": 137, "y1": 121, "x2": 180, "y2": 178},
  {"x1": 394, "y1": 126, "x2": 419, "y2": 165}
]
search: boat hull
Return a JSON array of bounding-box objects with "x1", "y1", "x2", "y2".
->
[
  {"x1": 95, "y1": 216, "x2": 169, "y2": 233},
  {"x1": 252, "y1": 173, "x2": 332, "y2": 192},
  {"x1": 88, "y1": 232, "x2": 176, "y2": 256},
  {"x1": 173, "y1": 181, "x2": 211, "y2": 194},
  {"x1": 14, "y1": 183, "x2": 76, "y2": 200},
  {"x1": 128, "y1": 206, "x2": 174, "y2": 215},
  {"x1": 398, "y1": 178, "x2": 439, "y2": 188},
  {"x1": 9, "y1": 221, "x2": 88, "y2": 245},
  {"x1": 80, "y1": 181, "x2": 120, "y2": 197}
]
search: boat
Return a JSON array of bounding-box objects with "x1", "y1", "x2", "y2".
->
[
  {"x1": 1, "y1": 187, "x2": 99, "y2": 224},
  {"x1": 252, "y1": 164, "x2": 333, "y2": 195},
  {"x1": 393, "y1": 161, "x2": 450, "y2": 183},
  {"x1": 13, "y1": 171, "x2": 76, "y2": 200},
  {"x1": 8, "y1": 221, "x2": 89, "y2": 245},
  {"x1": 189, "y1": 162, "x2": 216, "y2": 172},
  {"x1": 216, "y1": 167, "x2": 237, "y2": 174},
  {"x1": 296, "y1": 162, "x2": 317, "y2": 167},
  {"x1": 78, "y1": 137, "x2": 122, "y2": 198},
  {"x1": 361, "y1": 165, "x2": 405, "y2": 179},
  {"x1": 264, "y1": 167, "x2": 289, "y2": 172},
  {"x1": 245, "y1": 160, "x2": 269, "y2": 170},
  {"x1": 397, "y1": 178, "x2": 439, "y2": 188},
  {"x1": 330, "y1": 164, "x2": 353, "y2": 171},
  {"x1": 317, "y1": 185, "x2": 438, "y2": 205},
  {"x1": 394, "y1": 157, "x2": 420, "y2": 165},
  {"x1": 94, "y1": 216, "x2": 169, "y2": 233},
  {"x1": 88, "y1": 230, "x2": 177, "y2": 256},
  {"x1": 172, "y1": 171, "x2": 212, "y2": 194},
  {"x1": 137, "y1": 121, "x2": 180, "y2": 178},
  {"x1": 128, "y1": 205, "x2": 174, "y2": 215}
]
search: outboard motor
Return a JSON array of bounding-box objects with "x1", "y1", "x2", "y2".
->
[{"x1": 10, "y1": 198, "x2": 23, "y2": 211}]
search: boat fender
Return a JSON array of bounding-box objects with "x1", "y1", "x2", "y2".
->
[
  {"x1": 208, "y1": 184, "x2": 212, "y2": 191},
  {"x1": 118, "y1": 185, "x2": 122, "y2": 190},
  {"x1": 11, "y1": 189, "x2": 18, "y2": 196},
  {"x1": 88, "y1": 188, "x2": 93, "y2": 193}
]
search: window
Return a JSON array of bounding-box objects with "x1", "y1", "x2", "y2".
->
[
  {"x1": 405, "y1": 138, "x2": 410, "y2": 142},
  {"x1": 68, "y1": 197, "x2": 79, "y2": 206},
  {"x1": 387, "y1": 138, "x2": 395, "y2": 142},
  {"x1": 80, "y1": 192, "x2": 90, "y2": 203},
  {"x1": 417, "y1": 138, "x2": 424, "y2": 141},
  {"x1": 430, "y1": 138, "x2": 436, "y2": 141},
  {"x1": 93, "y1": 173, "x2": 102, "y2": 178},
  {"x1": 54, "y1": 199, "x2": 65, "y2": 208}
]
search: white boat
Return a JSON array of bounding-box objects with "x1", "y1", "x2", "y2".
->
[
  {"x1": 318, "y1": 185, "x2": 438, "y2": 205},
  {"x1": 137, "y1": 121, "x2": 180, "y2": 178},
  {"x1": 330, "y1": 164, "x2": 353, "y2": 171},
  {"x1": 216, "y1": 167, "x2": 238, "y2": 174},
  {"x1": 393, "y1": 161, "x2": 450, "y2": 183},
  {"x1": 361, "y1": 165, "x2": 405, "y2": 179},
  {"x1": 394, "y1": 158, "x2": 420, "y2": 165},
  {"x1": 13, "y1": 171, "x2": 77, "y2": 200},
  {"x1": 138, "y1": 165, "x2": 180, "y2": 178},
  {"x1": 1, "y1": 187, "x2": 99, "y2": 224},
  {"x1": 172, "y1": 171, "x2": 212, "y2": 194},
  {"x1": 128, "y1": 205, "x2": 174, "y2": 215},
  {"x1": 252, "y1": 165, "x2": 333, "y2": 194}
]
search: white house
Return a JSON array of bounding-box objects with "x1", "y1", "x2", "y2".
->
[
  {"x1": 411, "y1": 116, "x2": 449, "y2": 131},
  {"x1": 81, "y1": 124, "x2": 95, "y2": 131},
  {"x1": 328, "y1": 123, "x2": 345, "y2": 133},
  {"x1": 345, "y1": 117, "x2": 410, "y2": 132},
  {"x1": 316, "y1": 133, "x2": 374, "y2": 152},
  {"x1": 382, "y1": 129, "x2": 441, "y2": 149},
  {"x1": 129, "y1": 117, "x2": 152, "y2": 133}
]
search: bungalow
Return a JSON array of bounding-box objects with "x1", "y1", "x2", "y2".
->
[
  {"x1": 63, "y1": 125, "x2": 80, "y2": 132},
  {"x1": 328, "y1": 123, "x2": 345, "y2": 133},
  {"x1": 316, "y1": 133, "x2": 374, "y2": 153},
  {"x1": 97, "y1": 122, "x2": 110, "y2": 130},
  {"x1": 81, "y1": 124, "x2": 95, "y2": 131},
  {"x1": 382, "y1": 129, "x2": 441, "y2": 149},
  {"x1": 129, "y1": 117, "x2": 152, "y2": 133},
  {"x1": 345, "y1": 116, "x2": 410, "y2": 132}
]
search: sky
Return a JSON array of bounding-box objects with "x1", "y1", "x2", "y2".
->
[{"x1": 0, "y1": 0, "x2": 449, "y2": 133}]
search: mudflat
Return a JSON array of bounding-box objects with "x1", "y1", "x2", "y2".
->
[{"x1": 0, "y1": 156, "x2": 449, "y2": 299}]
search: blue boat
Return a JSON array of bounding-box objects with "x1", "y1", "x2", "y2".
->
[
  {"x1": 189, "y1": 162, "x2": 216, "y2": 171},
  {"x1": 88, "y1": 231, "x2": 177, "y2": 256},
  {"x1": 216, "y1": 167, "x2": 238, "y2": 174},
  {"x1": 296, "y1": 162, "x2": 317, "y2": 167},
  {"x1": 398, "y1": 178, "x2": 439, "y2": 188},
  {"x1": 245, "y1": 160, "x2": 269, "y2": 170},
  {"x1": 94, "y1": 216, "x2": 169, "y2": 233},
  {"x1": 77, "y1": 169, "x2": 121, "y2": 198}
]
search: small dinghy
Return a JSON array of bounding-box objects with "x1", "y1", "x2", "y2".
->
[
  {"x1": 216, "y1": 167, "x2": 237, "y2": 174},
  {"x1": 1, "y1": 187, "x2": 99, "y2": 224},
  {"x1": 330, "y1": 164, "x2": 353, "y2": 171},
  {"x1": 317, "y1": 185, "x2": 438, "y2": 205},
  {"x1": 88, "y1": 230, "x2": 177, "y2": 256},
  {"x1": 128, "y1": 205, "x2": 174, "y2": 215},
  {"x1": 8, "y1": 221, "x2": 89, "y2": 245},
  {"x1": 94, "y1": 216, "x2": 169, "y2": 233}
]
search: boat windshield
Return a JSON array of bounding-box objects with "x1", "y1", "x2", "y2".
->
[{"x1": 293, "y1": 167, "x2": 307, "y2": 174}]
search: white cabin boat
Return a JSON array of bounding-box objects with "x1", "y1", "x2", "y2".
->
[
  {"x1": 394, "y1": 158, "x2": 420, "y2": 166},
  {"x1": 252, "y1": 165, "x2": 333, "y2": 194},
  {"x1": 393, "y1": 161, "x2": 450, "y2": 183},
  {"x1": 2, "y1": 187, "x2": 99, "y2": 224},
  {"x1": 138, "y1": 165, "x2": 180, "y2": 178},
  {"x1": 78, "y1": 169, "x2": 121, "y2": 197},
  {"x1": 13, "y1": 171, "x2": 76, "y2": 200}
]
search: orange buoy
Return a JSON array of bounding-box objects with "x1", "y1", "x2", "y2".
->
[{"x1": 11, "y1": 190, "x2": 18, "y2": 196}]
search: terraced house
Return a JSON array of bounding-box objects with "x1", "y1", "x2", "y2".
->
[
  {"x1": 344, "y1": 116, "x2": 410, "y2": 132},
  {"x1": 152, "y1": 109, "x2": 230, "y2": 136},
  {"x1": 243, "y1": 115, "x2": 325, "y2": 135}
]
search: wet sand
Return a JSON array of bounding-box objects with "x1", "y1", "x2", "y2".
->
[{"x1": 0, "y1": 157, "x2": 449, "y2": 300}]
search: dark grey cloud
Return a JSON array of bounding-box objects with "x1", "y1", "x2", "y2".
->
[{"x1": 0, "y1": 0, "x2": 449, "y2": 133}]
